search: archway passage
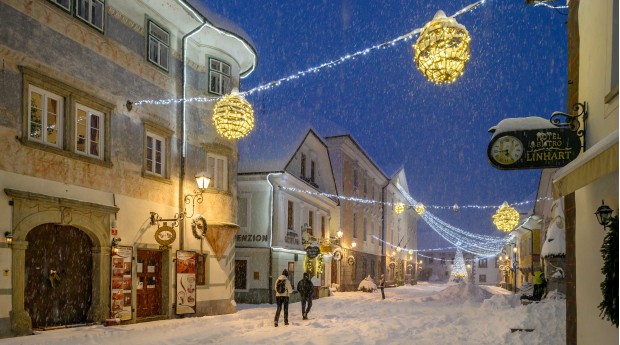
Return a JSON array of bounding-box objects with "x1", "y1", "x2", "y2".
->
[{"x1": 24, "y1": 224, "x2": 93, "y2": 329}]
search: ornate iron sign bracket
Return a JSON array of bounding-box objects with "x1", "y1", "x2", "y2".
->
[{"x1": 550, "y1": 102, "x2": 588, "y2": 151}]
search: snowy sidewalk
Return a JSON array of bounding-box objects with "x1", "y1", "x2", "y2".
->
[{"x1": 0, "y1": 282, "x2": 565, "y2": 345}]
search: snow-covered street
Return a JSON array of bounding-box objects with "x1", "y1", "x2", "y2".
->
[{"x1": 0, "y1": 282, "x2": 565, "y2": 345}]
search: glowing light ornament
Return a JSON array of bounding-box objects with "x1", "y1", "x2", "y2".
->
[
  {"x1": 416, "y1": 203, "x2": 426, "y2": 215},
  {"x1": 394, "y1": 202, "x2": 405, "y2": 214},
  {"x1": 492, "y1": 201, "x2": 520, "y2": 232},
  {"x1": 212, "y1": 89, "x2": 254, "y2": 139},
  {"x1": 413, "y1": 10, "x2": 471, "y2": 84}
]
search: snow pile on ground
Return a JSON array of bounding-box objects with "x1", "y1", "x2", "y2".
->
[
  {"x1": 481, "y1": 293, "x2": 520, "y2": 310},
  {"x1": 357, "y1": 275, "x2": 377, "y2": 292},
  {"x1": 423, "y1": 282, "x2": 492, "y2": 303}
]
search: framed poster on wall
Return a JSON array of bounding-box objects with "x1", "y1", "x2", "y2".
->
[
  {"x1": 111, "y1": 245, "x2": 133, "y2": 321},
  {"x1": 176, "y1": 250, "x2": 197, "y2": 315}
]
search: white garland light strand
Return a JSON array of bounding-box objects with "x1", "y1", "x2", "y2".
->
[
  {"x1": 533, "y1": 1, "x2": 568, "y2": 10},
  {"x1": 280, "y1": 186, "x2": 550, "y2": 210},
  {"x1": 132, "y1": 1, "x2": 485, "y2": 106}
]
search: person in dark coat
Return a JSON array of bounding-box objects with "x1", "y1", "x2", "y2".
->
[
  {"x1": 274, "y1": 269, "x2": 293, "y2": 327},
  {"x1": 297, "y1": 272, "x2": 314, "y2": 320},
  {"x1": 379, "y1": 274, "x2": 386, "y2": 300}
]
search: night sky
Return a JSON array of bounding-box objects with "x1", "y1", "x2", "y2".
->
[{"x1": 205, "y1": 0, "x2": 568, "y2": 250}]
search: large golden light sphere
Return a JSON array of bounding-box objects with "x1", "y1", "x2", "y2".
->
[
  {"x1": 413, "y1": 10, "x2": 471, "y2": 84},
  {"x1": 212, "y1": 93, "x2": 254, "y2": 139},
  {"x1": 492, "y1": 201, "x2": 520, "y2": 232},
  {"x1": 394, "y1": 202, "x2": 405, "y2": 214}
]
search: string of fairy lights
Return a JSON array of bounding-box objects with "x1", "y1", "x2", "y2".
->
[
  {"x1": 280, "y1": 184, "x2": 529, "y2": 257},
  {"x1": 279, "y1": 186, "x2": 550, "y2": 210},
  {"x1": 132, "y1": 0, "x2": 486, "y2": 106}
]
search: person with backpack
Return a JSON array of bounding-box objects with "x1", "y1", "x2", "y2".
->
[
  {"x1": 274, "y1": 269, "x2": 293, "y2": 327},
  {"x1": 296, "y1": 272, "x2": 314, "y2": 320},
  {"x1": 379, "y1": 274, "x2": 386, "y2": 300}
]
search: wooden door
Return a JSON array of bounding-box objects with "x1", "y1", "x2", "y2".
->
[
  {"x1": 25, "y1": 224, "x2": 93, "y2": 328},
  {"x1": 136, "y1": 250, "x2": 162, "y2": 318}
]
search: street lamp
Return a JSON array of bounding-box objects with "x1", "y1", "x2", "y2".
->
[
  {"x1": 3, "y1": 231, "x2": 12, "y2": 246},
  {"x1": 595, "y1": 200, "x2": 614, "y2": 227},
  {"x1": 150, "y1": 172, "x2": 211, "y2": 227}
]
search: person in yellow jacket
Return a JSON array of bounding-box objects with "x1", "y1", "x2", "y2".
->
[
  {"x1": 533, "y1": 268, "x2": 547, "y2": 301},
  {"x1": 274, "y1": 269, "x2": 293, "y2": 327}
]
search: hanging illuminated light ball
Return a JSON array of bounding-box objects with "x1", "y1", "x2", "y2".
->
[
  {"x1": 416, "y1": 203, "x2": 425, "y2": 215},
  {"x1": 212, "y1": 89, "x2": 254, "y2": 140},
  {"x1": 492, "y1": 201, "x2": 520, "y2": 232},
  {"x1": 453, "y1": 204, "x2": 460, "y2": 213},
  {"x1": 413, "y1": 10, "x2": 471, "y2": 84},
  {"x1": 394, "y1": 202, "x2": 405, "y2": 214}
]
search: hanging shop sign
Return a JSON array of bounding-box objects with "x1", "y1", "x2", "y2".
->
[
  {"x1": 155, "y1": 223, "x2": 176, "y2": 247},
  {"x1": 487, "y1": 128, "x2": 581, "y2": 170},
  {"x1": 306, "y1": 245, "x2": 320, "y2": 259},
  {"x1": 110, "y1": 245, "x2": 133, "y2": 321},
  {"x1": 176, "y1": 250, "x2": 197, "y2": 315}
]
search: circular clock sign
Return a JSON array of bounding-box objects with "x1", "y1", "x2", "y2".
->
[
  {"x1": 155, "y1": 224, "x2": 176, "y2": 247},
  {"x1": 490, "y1": 135, "x2": 524, "y2": 166}
]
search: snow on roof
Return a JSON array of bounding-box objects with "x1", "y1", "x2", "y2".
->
[
  {"x1": 237, "y1": 105, "x2": 343, "y2": 174},
  {"x1": 184, "y1": 0, "x2": 256, "y2": 49},
  {"x1": 488, "y1": 116, "x2": 556, "y2": 139},
  {"x1": 541, "y1": 197, "x2": 566, "y2": 257}
]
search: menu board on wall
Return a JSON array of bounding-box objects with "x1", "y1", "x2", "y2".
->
[
  {"x1": 111, "y1": 246, "x2": 133, "y2": 321},
  {"x1": 176, "y1": 250, "x2": 197, "y2": 315}
]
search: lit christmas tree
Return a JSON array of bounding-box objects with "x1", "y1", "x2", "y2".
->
[{"x1": 450, "y1": 248, "x2": 468, "y2": 283}]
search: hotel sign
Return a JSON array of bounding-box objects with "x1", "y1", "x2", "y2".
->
[{"x1": 487, "y1": 128, "x2": 581, "y2": 170}]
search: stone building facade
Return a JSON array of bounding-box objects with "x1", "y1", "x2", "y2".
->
[{"x1": 0, "y1": 0, "x2": 256, "y2": 337}]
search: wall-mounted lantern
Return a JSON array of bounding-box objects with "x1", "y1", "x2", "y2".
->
[
  {"x1": 150, "y1": 172, "x2": 211, "y2": 227},
  {"x1": 4, "y1": 231, "x2": 12, "y2": 246},
  {"x1": 595, "y1": 200, "x2": 614, "y2": 228}
]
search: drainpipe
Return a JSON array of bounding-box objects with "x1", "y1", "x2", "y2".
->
[
  {"x1": 179, "y1": 2, "x2": 206, "y2": 250},
  {"x1": 267, "y1": 173, "x2": 282, "y2": 304}
]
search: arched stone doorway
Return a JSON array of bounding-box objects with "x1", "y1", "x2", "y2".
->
[
  {"x1": 25, "y1": 224, "x2": 93, "y2": 328},
  {"x1": 5, "y1": 189, "x2": 118, "y2": 336}
]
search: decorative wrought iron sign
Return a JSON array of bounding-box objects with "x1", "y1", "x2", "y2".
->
[
  {"x1": 487, "y1": 104, "x2": 587, "y2": 170},
  {"x1": 155, "y1": 223, "x2": 176, "y2": 247}
]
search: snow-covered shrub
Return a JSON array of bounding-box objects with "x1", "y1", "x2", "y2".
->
[
  {"x1": 329, "y1": 283, "x2": 339, "y2": 294},
  {"x1": 357, "y1": 275, "x2": 377, "y2": 292}
]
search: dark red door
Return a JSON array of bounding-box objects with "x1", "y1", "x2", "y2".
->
[
  {"x1": 24, "y1": 224, "x2": 93, "y2": 328},
  {"x1": 136, "y1": 250, "x2": 162, "y2": 318}
]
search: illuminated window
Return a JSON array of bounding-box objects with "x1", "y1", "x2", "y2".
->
[
  {"x1": 75, "y1": 103, "x2": 104, "y2": 160},
  {"x1": 287, "y1": 201, "x2": 294, "y2": 230},
  {"x1": 28, "y1": 85, "x2": 63, "y2": 148}
]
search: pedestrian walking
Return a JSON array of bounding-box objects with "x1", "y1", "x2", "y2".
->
[
  {"x1": 274, "y1": 269, "x2": 293, "y2": 327},
  {"x1": 379, "y1": 274, "x2": 386, "y2": 300},
  {"x1": 297, "y1": 272, "x2": 314, "y2": 320}
]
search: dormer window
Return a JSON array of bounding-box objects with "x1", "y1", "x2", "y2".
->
[{"x1": 310, "y1": 160, "x2": 316, "y2": 182}]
